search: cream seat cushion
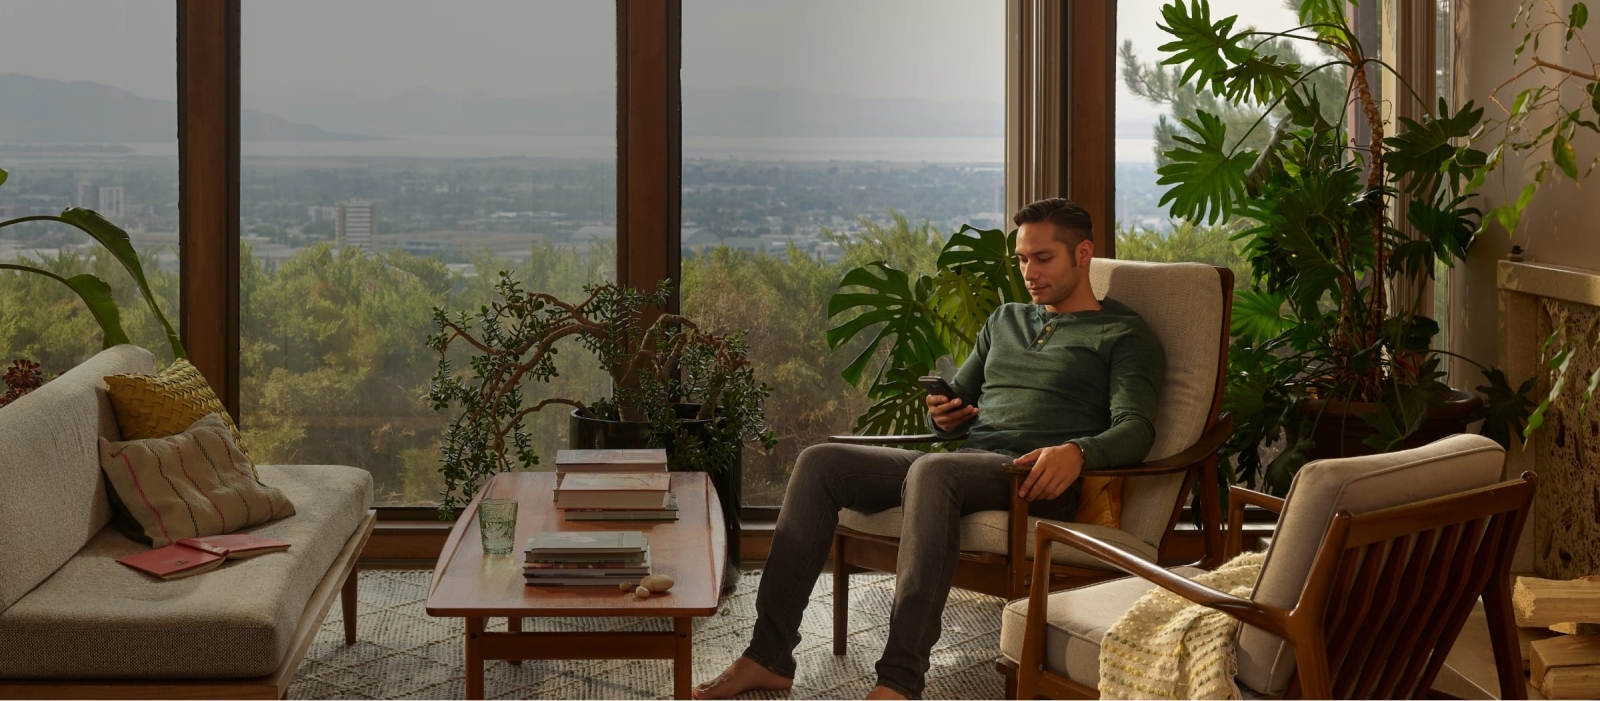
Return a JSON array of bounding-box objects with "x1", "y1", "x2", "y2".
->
[
  {"x1": 999, "y1": 567, "x2": 1207, "y2": 689},
  {"x1": 839, "y1": 507, "x2": 1158, "y2": 569},
  {"x1": 0, "y1": 465, "x2": 372, "y2": 679}
]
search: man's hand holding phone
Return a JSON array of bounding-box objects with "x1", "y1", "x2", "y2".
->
[{"x1": 923, "y1": 376, "x2": 977, "y2": 432}]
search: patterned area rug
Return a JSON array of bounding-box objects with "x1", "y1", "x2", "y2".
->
[{"x1": 289, "y1": 569, "x2": 1008, "y2": 699}]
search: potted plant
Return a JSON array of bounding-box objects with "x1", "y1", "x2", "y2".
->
[
  {"x1": 425, "y1": 273, "x2": 774, "y2": 587},
  {"x1": 1142, "y1": 0, "x2": 1537, "y2": 493},
  {"x1": 825, "y1": 224, "x2": 1025, "y2": 438},
  {"x1": 0, "y1": 165, "x2": 185, "y2": 360}
]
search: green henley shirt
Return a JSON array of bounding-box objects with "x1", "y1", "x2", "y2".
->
[{"x1": 926, "y1": 298, "x2": 1165, "y2": 471}]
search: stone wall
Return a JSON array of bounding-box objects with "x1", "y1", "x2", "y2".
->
[{"x1": 1534, "y1": 298, "x2": 1600, "y2": 579}]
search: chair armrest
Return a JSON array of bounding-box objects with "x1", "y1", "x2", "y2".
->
[
  {"x1": 1029, "y1": 520, "x2": 1289, "y2": 635},
  {"x1": 1081, "y1": 413, "x2": 1235, "y2": 478},
  {"x1": 1226, "y1": 486, "x2": 1284, "y2": 559},
  {"x1": 827, "y1": 433, "x2": 960, "y2": 446}
]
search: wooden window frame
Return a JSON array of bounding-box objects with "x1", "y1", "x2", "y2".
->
[{"x1": 173, "y1": 0, "x2": 1116, "y2": 561}]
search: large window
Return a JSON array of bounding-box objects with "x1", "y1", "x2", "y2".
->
[
  {"x1": 240, "y1": 1, "x2": 615, "y2": 506},
  {"x1": 681, "y1": 0, "x2": 1006, "y2": 506},
  {"x1": 0, "y1": 1, "x2": 180, "y2": 374}
]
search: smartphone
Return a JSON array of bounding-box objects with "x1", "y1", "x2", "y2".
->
[{"x1": 918, "y1": 375, "x2": 959, "y2": 399}]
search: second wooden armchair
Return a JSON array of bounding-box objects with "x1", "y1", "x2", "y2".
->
[{"x1": 826, "y1": 260, "x2": 1234, "y2": 653}]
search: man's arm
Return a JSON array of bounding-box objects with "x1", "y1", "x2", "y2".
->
[
  {"x1": 926, "y1": 314, "x2": 991, "y2": 438},
  {"x1": 1066, "y1": 328, "x2": 1165, "y2": 470}
]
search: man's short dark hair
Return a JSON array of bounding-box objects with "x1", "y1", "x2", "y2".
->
[{"x1": 1012, "y1": 198, "x2": 1093, "y2": 248}]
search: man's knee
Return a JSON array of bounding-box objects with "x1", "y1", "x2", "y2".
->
[
  {"x1": 904, "y1": 452, "x2": 966, "y2": 492},
  {"x1": 790, "y1": 443, "x2": 858, "y2": 488}
]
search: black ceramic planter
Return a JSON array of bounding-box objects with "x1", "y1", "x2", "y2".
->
[{"x1": 569, "y1": 405, "x2": 742, "y2": 595}]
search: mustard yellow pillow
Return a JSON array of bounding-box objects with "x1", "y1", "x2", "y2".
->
[
  {"x1": 1074, "y1": 476, "x2": 1123, "y2": 529},
  {"x1": 105, "y1": 359, "x2": 252, "y2": 465}
]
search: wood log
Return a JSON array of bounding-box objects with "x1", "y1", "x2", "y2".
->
[
  {"x1": 1513, "y1": 576, "x2": 1600, "y2": 628},
  {"x1": 1530, "y1": 635, "x2": 1600, "y2": 699},
  {"x1": 1552, "y1": 622, "x2": 1600, "y2": 635}
]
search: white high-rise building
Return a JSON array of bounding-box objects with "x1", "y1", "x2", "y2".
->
[
  {"x1": 77, "y1": 181, "x2": 96, "y2": 208},
  {"x1": 97, "y1": 186, "x2": 124, "y2": 218},
  {"x1": 336, "y1": 199, "x2": 377, "y2": 249}
]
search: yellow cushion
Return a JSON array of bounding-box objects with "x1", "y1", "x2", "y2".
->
[
  {"x1": 104, "y1": 359, "x2": 252, "y2": 466},
  {"x1": 1074, "y1": 476, "x2": 1123, "y2": 529}
]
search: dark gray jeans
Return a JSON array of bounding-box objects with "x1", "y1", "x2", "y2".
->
[{"x1": 741, "y1": 443, "x2": 1077, "y2": 699}]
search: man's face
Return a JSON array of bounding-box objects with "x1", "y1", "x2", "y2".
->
[{"x1": 1015, "y1": 222, "x2": 1089, "y2": 308}]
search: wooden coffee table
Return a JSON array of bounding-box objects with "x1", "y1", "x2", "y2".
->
[{"x1": 425, "y1": 471, "x2": 726, "y2": 699}]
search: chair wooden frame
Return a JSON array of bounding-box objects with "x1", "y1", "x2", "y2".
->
[
  {"x1": 0, "y1": 511, "x2": 375, "y2": 700},
  {"x1": 999, "y1": 475, "x2": 1536, "y2": 700},
  {"x1": 827, "y1": 266, "x2": 1234, "y2": 655}
]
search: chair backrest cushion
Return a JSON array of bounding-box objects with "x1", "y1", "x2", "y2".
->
[
  {"x1": 0, "y1": 345, "x2": 158, "y2": 612},
  {"x1": 1234, "y1": 433, "x2": 1506, "y2": 695},
  {"x1": 1089, "y1": 259, "x2": 1226, "y2": 546}
]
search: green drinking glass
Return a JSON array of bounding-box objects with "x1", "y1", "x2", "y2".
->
[{"x1": 478, "y1": 499, "x2": 519, "y2": 555}]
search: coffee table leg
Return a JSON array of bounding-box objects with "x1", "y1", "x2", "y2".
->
[
  {"x1": 507, "y1": 616, "x2": 523, "y2": 665},
  {"x1": 465, "y1": 616, "x2": 485, "y2": 699},
  {"x1": 674, "y1": 616, "x2": 693, "y2": 699}
]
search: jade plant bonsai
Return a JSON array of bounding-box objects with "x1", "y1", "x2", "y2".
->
[{"x1": 425, "y1": 274, "x2": 774, "y2": 514}]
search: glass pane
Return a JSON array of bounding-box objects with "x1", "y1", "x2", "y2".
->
[
  {"x1": 1114, "y1": 1, "x2": 1312, "y2": 284},
  {"x1": 0, "y1": 1, "x2": 180, "y2": 377},
  {"x1": 682, "y1": 0, "x2": 1006, "y2": 506},
  {"x1": 241, "y1": 1, "x2": 615, "y2": 506}
]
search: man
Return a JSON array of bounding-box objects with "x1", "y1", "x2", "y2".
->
[{"x1": 693, "y1": 198, "x2": 1165, "y2": 700}]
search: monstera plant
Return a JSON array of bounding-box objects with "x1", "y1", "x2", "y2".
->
[
  {"x1": 826, "y1": 224, "x2": 1025, "y2": 439},
  {"x1": 0, "y1": 165, "x2": 186, "y2": 360},
  {"x1": 1148, "y1": 0, "x2": 1535, "y2": 494}
]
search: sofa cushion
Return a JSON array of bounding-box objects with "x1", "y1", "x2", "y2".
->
[
  {"x1": 0, "y1": 465, "x2": 372, "y2": 679},
  {"x1": 999, "y1": 567, "x2": 1207, "y2": 688},
  {"x1": 839, "y1": 507, "x2": 1158, "y2": 570},
  {"x1": 99, "y1": 413, "x2": 294, "y2": 547},
  {"x1": 105, "y1": 358, "x2": 252, "y2": 464},
  {"x1": 0, "y1": 345, "x2": 157, "y2": 612}
]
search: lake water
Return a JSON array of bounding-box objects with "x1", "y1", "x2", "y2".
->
[{"x1": 107, "y1": 135, "x2": 1161, "y2": 164}]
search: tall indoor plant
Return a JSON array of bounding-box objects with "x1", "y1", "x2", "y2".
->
[
  {"x1": 1147, "y1": 0, "x2": 1534, "y2": 493},
  {"x1": 0, "y1": 165, "x2": 186, "y2": 360}
]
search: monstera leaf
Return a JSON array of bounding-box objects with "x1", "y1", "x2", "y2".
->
[
  {"x1": 935, "y1": 225, "x2": 1026, "y2": 303},
  {"x1": 927, "y1": 268, "x2": 997, "y2": 364},
  {"x1": 826, "y1": 262, "x2": 947, "y2": 387},
  {"x1": 854, "y1": 367, "x2": 941, "y2": 441},
  {"x1": 1157, "y1": 0, "x2": 1250, "y2": 98},
  {"x1": 1157, "y1": 110, "x2": 1257, "y2": 225}
]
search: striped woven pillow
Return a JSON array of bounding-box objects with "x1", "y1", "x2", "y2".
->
[{"x1": 98, "y1": 413, "x2": 294, "y2": 548}]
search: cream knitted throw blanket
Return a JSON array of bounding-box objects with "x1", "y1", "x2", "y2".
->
[{"x1": 1097, "y1": 551, "x2": 1267, "y2": 700}]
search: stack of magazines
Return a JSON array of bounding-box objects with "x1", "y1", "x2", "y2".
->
[{"x1": 523, "y1": 531, "x2": 650, "y2": 586}]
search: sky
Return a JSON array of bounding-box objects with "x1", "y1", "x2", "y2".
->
[{"x1": 0, "y1": 0, "x2": 1297, "y2": 131}]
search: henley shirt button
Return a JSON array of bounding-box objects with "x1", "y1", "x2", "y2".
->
[{"x1": 1036, "y1": 339, "x2": 1044, "y2": 345}]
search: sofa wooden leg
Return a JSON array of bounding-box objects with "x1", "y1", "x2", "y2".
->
[{"x1": 341, "y1": 564, "x2": 359, "y2": 645}]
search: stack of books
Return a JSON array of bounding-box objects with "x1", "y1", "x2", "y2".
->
[
  {"x1": 523, "y1": 531, "x2": 650, "y2": 586},
  {"x1": 555, "y1": 449, "x2": 669, "y2": 475},
  {"x1": 555, "y1": 449, "x2": 679, "y2": 522}
]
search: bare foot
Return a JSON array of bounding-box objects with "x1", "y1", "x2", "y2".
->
[
  {"x1": 692, "y1": 656, "x2": 794, "y2": 700},
  {"x1": 864, "y1": 685, "x2": 908, "y2": 700}
]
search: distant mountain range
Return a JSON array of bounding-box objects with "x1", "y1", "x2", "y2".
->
[
  {"x1": 0, "y1": 73, "x2": 372, "y2": 143},
  {"x1": 247, "y1": 86, "x2": 1003, "y2": 139},
  {"x1": 1, "y1": 74, "x2": 1005, "y2": 144}
]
